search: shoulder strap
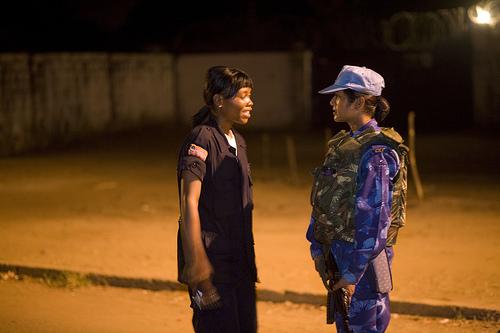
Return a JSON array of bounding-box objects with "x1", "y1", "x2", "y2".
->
[
  {"x1": 380, "y1": 127, "x2": 404, "y2": 144},
  {"x1": 327, "y1": 130, "x2": 349, "y2": 147}
]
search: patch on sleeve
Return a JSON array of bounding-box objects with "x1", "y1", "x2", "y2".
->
[
  {"x1": 372, "y1": 146, "x2": 386, "y2": 153},
  {"x1": 188, "y1": 144, "x2": 208, "y2": 162}
]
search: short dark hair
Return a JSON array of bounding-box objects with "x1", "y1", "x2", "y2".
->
[
  {"x1": 203, "y1": 66, "x2": 254, "y2": 105},
  {"x1": 193, "y1": 66, "x2": 253, "y2": 127}
]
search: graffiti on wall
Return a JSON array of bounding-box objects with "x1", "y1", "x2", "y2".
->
[
  {"x1": 323, "y1": 7, "x2": 470, "y2": 51},
  {"x1": 382, "y1": 7, "x2": 469, "y2": 51}
]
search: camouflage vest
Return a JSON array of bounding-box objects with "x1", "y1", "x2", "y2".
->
[{"x1": 310, "y1": 126, "x2": 409, "y2": 246}]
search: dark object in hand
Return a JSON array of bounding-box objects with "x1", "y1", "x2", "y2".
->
[
  {"x1": 325, "y1": 252, "x2": 352, "y2": 333},
  {"x1": 192, "y1": 287, "x2": 223, "y2": 310}
]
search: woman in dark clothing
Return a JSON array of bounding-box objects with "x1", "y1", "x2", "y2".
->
[{"x1": 177, "y1": 66, "x2": 257, "y2": 333}]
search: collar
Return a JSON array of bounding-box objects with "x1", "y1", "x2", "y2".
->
[
  {"x1": 350, "y1": 119, "x2": 379, "y2": 138},
  {"x1": 207, "y1": 117, "x2": 246, "y2": 152}
]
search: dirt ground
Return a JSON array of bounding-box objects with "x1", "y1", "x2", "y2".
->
[
  {"x1": 0, "y1": 127, "x2": 499, "y2": 331},
  {"x1": 1, "y1": 278, "x2": 498, "y2": 333}
]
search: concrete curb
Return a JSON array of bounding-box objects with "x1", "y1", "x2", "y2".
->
[{"x1": 1, "y1": 263, "x2": 498, "y2": 322}]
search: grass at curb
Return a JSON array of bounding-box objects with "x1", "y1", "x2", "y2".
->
[
  {"x1": 1, "y1": 267, "x2": 91, "y2": 289},
  {"x1": 1, "y1": 263, "x2": 498, "y2": 322}
]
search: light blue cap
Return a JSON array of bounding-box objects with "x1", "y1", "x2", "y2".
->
[{"x1": 318, "y1": 65, "x2": 385, "y2": 96}]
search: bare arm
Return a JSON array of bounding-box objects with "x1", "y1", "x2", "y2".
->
[{"x1": 180, "y1": 172, "x2": 213, "y2": 290}]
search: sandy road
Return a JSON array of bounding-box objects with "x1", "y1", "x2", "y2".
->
[
  {"x1": 0, "y1": 128, "x2": 499, "y2": 325},
  {"x1": 1, "y1": 279, "x2": 498, "y2": 333}
]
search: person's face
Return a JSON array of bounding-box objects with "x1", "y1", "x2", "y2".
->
[
  {"x1": 220, "y1": 87, "x2": 253, "y2": 125},
  {"x1": 329, "y1": 90, "x2": 359, "y2": 123}
]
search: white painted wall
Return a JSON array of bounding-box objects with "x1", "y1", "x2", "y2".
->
[
  {"x1": 0, "y1": 54, "x2": 32, "y2": 154},
  {"x1": 110, "y1": 54, "x2": 175, "y2": 128},
  {"x1": 0, "y1": 53, "x2": 175, "y2": 154},
  {"x1": 0, "y1": 51, "x2": 311, "y2": 155},
  {"x1": 30, "y1": 53, "x2": 113, "y2": 145},
  {"x1": 176, "y1": 51, "x2": 311, "y2": 129}
]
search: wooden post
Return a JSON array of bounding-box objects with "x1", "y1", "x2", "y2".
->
[
  {"x1": 286, "y1": 135, "x2": 299, "y2": 184},
  {"x1": 408, "y1": 111, "x2": 424, "y2": 202},
  {"x1": 261, "y1": 133, "x2": 271, "y2": 174}
]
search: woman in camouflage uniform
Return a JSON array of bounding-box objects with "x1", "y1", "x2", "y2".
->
[{"x1": 307, "y1": 65, "x2": 408, "y2": 333}]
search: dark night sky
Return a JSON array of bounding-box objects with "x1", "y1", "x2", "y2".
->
[{"x1": 0, "y1": 0, "x2": 479, "y2": 52}]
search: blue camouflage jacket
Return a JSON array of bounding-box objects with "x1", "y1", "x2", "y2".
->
[{"x1": 307, "y1": 119, "x2": 400, "y2": 287}]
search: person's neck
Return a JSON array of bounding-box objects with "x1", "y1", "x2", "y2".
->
[
  {"x1": 216, "y1": 116, "x2": 233, "y2": 136},
  {"x1": 348, "y1": 116, "x2": 372, "y2": 132}
]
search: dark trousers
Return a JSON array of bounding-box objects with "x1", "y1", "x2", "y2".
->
[{"x1": 190, "y1": 278, "x2": 257, "y2": 333}]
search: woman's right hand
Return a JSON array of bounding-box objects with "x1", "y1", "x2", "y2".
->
[
  {"x1": 187, "y1": 256, "x2": 221, "y2": 310},
  {"x1": 193, "y1": 279, "x2": 222, "y2": 310}
]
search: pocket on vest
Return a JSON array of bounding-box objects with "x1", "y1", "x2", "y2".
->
[{"x1": 311, "y1": 166, "x2": 338, "y2": 209}]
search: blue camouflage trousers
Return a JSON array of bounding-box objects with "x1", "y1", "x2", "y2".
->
[
  {"x1": 334, "y1": 246, "x2": 394, "y2": 333},
  {"x1": 335, "y1": 293, "x2": 390, "y2": 333}
]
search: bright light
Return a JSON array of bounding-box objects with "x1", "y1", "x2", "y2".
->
[
  {"x1": 475, "y1": 6, "x2": 493, "y2": 24},
  {"x1": 468, "y1": 0, "x2": 500, "y2": 26}
]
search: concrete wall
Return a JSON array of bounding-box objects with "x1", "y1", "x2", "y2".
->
[
  {"x1": 0, "y1": 53, "x2": 175, "y2": 155},
  {"x1": 0, "y1": 51, "x2": 311, "y2": 155},
  {"x1": 30, "y1": 53, "x2": 113, "y2": 148},
  {"x1": 0, "y1": 54, "x2": 32, "y2": 155},
  {"x1": 110, "y1": 54, "x2": 175, "y2": 129},
  {"x1": 176, "y1": 51, "x2": 312, "y2": 129},
  {"x1": 471, "y1": 26, "x2": 500, "y2": 128}
]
